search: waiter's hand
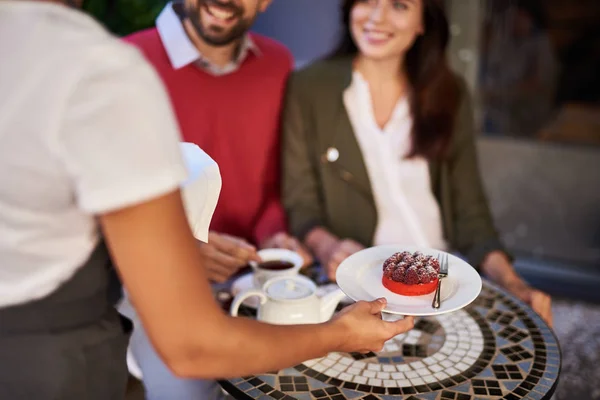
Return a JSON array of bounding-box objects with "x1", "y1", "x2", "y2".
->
[
  {"x1": 199, "y1": 231, "x2": 261, "y2": 283},
  {"x1": 260, "y1": 231, "x2": 314, "y2": 268}
]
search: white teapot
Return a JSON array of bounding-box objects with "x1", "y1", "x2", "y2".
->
[{"x1": 230, "y1": 275, "x2": 348, "y2": 325}]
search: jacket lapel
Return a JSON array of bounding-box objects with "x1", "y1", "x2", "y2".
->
[
  {"x1": 324, "y1": 58, "x2": 441, "y2": 203},
  {"x1": 321, "y1": 58, "x2": 375, "y2": 202}
]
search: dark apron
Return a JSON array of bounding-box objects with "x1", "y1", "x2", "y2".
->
[{"x1": 0, "y1": 240, "x2": 130, "y2": 400}]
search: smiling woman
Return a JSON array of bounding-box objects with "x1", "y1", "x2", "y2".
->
[
  {"x1": 335, "y1": 0, "x2": 461, "y2": 159},
  {"x1": 281, "y1": 0, "x2": 554, "y2": 330}
]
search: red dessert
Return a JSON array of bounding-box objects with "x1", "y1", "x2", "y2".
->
[{"x1": 382, "y1": 251, "x2": 440, "y2": 296}]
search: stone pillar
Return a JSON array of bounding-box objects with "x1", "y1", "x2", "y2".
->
[{"x1": 446, "y1": 0, "x2": 483, "y2": 92}]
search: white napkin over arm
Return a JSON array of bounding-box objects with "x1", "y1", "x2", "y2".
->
[{"x1": 179, "y1": 142, "x2": 222, "y2": 243}]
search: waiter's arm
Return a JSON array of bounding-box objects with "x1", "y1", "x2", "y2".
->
[{"x1": 99, "y1": 189, "x2": 413, "y2": 379}]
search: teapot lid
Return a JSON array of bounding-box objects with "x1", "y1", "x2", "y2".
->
[{"x1": 264, "y1": 276, "x2": 316, "y2": 301}]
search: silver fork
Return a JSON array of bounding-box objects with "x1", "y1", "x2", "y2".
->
[{"x1": 432, "y1": 253, "x2": 449, "y2": 309}]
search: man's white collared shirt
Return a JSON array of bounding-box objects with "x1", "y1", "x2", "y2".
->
[{"x1": 156, "y1": 1, "x2": 260, "y2": 75}]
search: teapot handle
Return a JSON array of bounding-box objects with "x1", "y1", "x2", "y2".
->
[{"x1": 230, "y1": 289, "x2": 268, "y2": 317}]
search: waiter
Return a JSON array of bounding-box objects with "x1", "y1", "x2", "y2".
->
[
  {"x1": 0, "y1": 1, "x2": 414, "y2": 399},
  {"x1": 0, "y1": 0, "x2": 193, "y2": 398}
]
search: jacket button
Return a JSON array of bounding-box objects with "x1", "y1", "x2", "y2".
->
[{"x1": 326, "y1": 147, "x2": 339, "y2": 162}]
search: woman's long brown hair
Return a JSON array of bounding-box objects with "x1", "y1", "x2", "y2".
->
[{"x1": 335, "y1": 0, "x2": 461, "y2": 160}]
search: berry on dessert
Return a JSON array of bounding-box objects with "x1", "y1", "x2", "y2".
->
[
  {"x1": 397, "y1": 261, "x2": 408, "y2": 270},
  {"x1": 429, "y1": 258, "x2": 440, "y2": 272},
  {"x1": 425, "y1": 265, "x2": 438, "y2": 281},
  {"x1": 417, "y1": 267, "x2": 432, "y2": 284},
  {"x1": 402, "y1": 254, "x2": 415, "y2": 265},
  {"x1": 412, "y1": 261, "x2": 424, "y2": 270},
  {"x1": 381, "y1": 251, "x2": 441, "y2": 296},
  {"x1": 415, "y1": 253, "x2": 429, "y2": 263},
  {"x1": 382, "y1": 252, "x2": 403, "y2": 271},
  {"x1": 383, "y1": 264, "x2": 395, "y2": 279},
  {"x1": 404, "y1": 266, "x2": 419, "y2": 285},
  {"x1": 392, "y1": 266, "x2": 406, "y2": 281}
]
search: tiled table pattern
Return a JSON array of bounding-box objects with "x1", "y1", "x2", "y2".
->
[{"x1": 221, "y1": 281, "x2": 560, "y2": 400}]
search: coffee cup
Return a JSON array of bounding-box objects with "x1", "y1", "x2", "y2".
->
[{"x1": 251, "y1": 249, "x2": 303, "y2": 288}]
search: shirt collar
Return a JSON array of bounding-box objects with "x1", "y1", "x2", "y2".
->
[{"x1": 156, "y1": 1, "x2": 260, "y2": 75}]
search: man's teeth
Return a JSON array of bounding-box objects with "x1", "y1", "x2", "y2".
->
[
  {"x1": 366, "y1": 31, "x2": 390, "y2": 40},
  {"x1": 208, "y1": 5, "x2": 234, "y2": 20}
]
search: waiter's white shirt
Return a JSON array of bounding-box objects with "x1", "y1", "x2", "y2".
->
[
  {"x1": 0, "y1": 2, "x2": 219, "y2": 307},
  {"x1": 343, "y1": 71, "x2": 446, "y2": 250}
]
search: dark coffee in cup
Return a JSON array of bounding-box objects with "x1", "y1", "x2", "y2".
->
[{"x1": 258, "y1": 260, "x2": 295, "y2": 271}]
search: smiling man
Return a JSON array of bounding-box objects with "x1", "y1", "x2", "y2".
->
[
  {"x1": 126, "y1": 0, "x2": 313, "y2": 280},
  {"x1": 121, "y1": 0, "x2": 311, "y2": 399},
  {"x1": 187, "y1": 0, "x2": 252, "y2": 46}
]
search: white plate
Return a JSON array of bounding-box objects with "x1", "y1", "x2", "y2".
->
[
  {"x1": 230, "y1": 273, "x2": 354, "y2": 309},
  {"x1": 336, "y1": 245, "x2": 482, "y2": 316}
]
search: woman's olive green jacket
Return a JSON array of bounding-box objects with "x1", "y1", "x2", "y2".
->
[{"x1": 281, "y1": 57, "x2": 507, "y2": 268}]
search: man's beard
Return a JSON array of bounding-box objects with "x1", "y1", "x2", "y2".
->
[{"x1": 185, "y1": 0, "x2": 255, "y2": 47}]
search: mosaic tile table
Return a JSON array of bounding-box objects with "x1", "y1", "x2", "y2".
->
[{"x1": 219, "y1": 281, "x2": 561, "y2": 400}]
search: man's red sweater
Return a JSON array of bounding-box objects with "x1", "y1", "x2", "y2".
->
[{"x1": 125, "y1": 29, "x2": 292, "y2": 245}]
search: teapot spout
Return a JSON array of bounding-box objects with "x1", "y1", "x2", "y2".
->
[{"x1": 319, "y1": 288, "x2": 348, "y2": 322}]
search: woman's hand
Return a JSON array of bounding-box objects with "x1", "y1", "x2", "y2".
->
[
  {"x1": 482, "y1": 251, "x2": 553, "y2": 327},
  {"x1": 304, "y1": 228, "x2": 365, "y2": 281},
  {"x1": 503, "y1": 277, "x2": 553, "y2": 326},
  {"x1": 324, "y1": 239, "x2": 365, "y2": 281}
]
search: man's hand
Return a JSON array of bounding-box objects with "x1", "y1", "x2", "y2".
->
[
  {"x1": 324, "y1": 239, "x2": 365, "y2": 281},
  {"x1": 199, "y1": 231, "x2": 261, "y2": 283},
  {"x1": 260, "y1": 232, "x2": 314, "y2": 268}
]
